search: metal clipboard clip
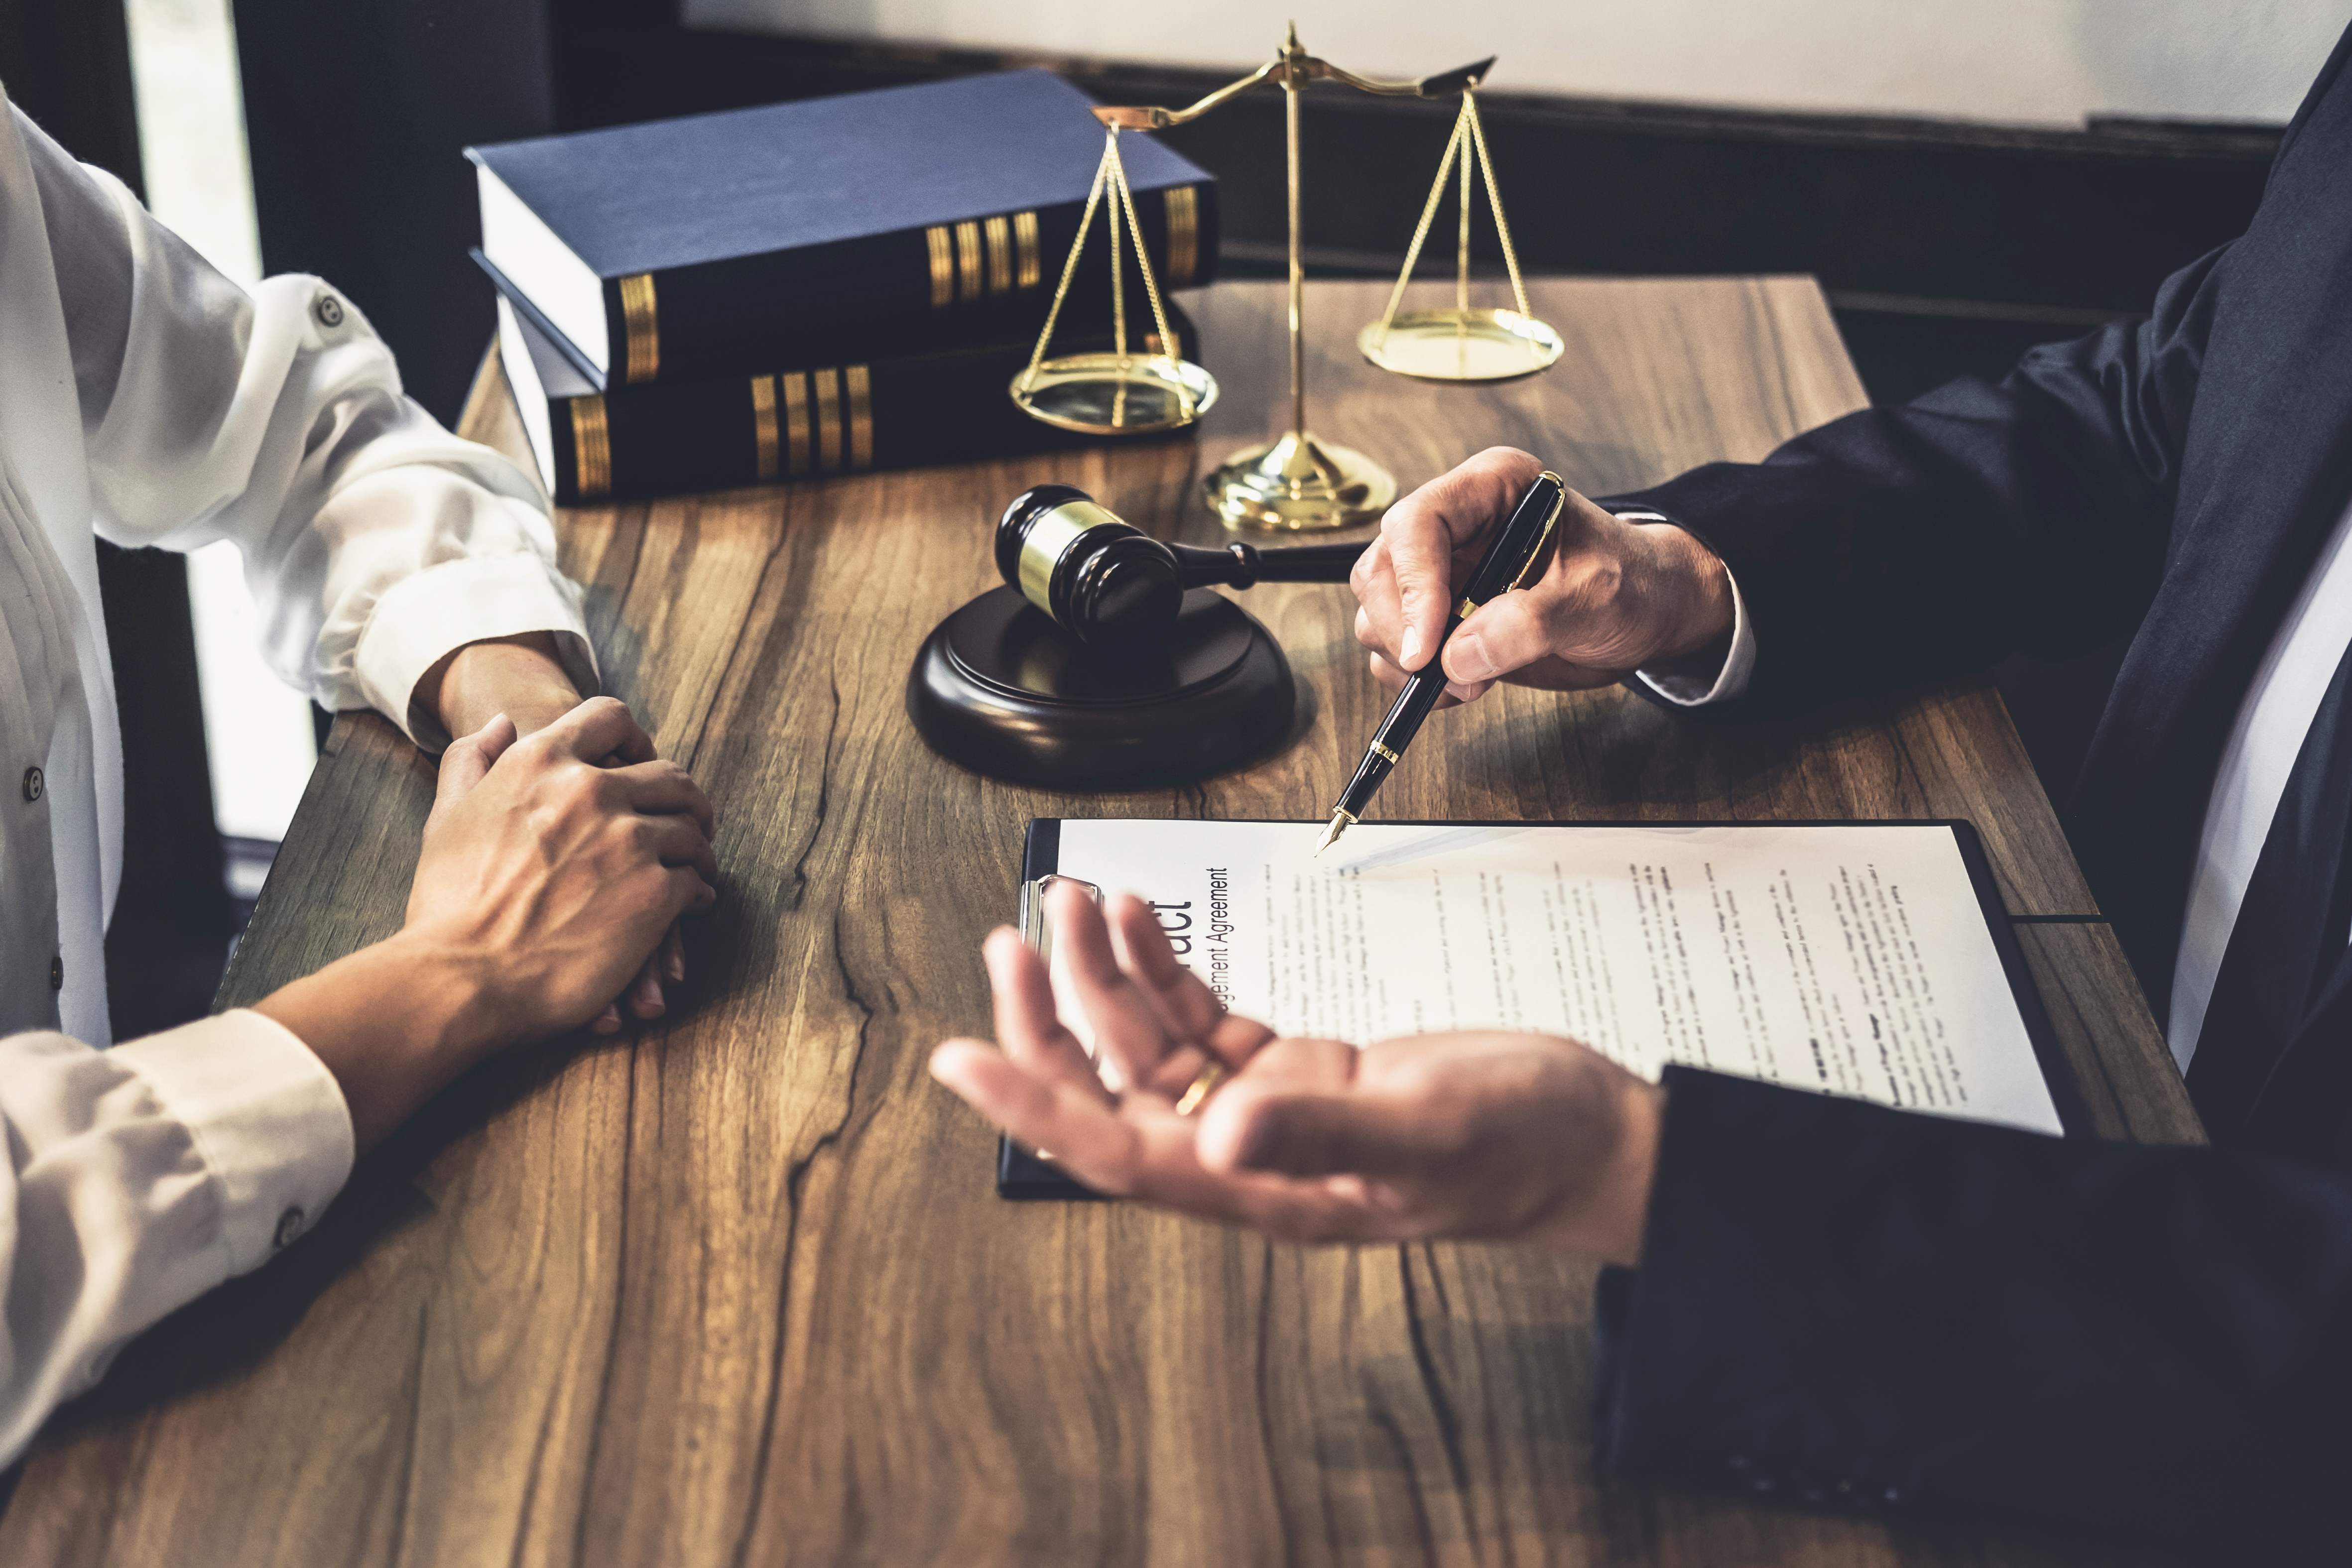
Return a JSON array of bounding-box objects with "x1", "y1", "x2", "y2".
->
[
  {"x1": 1014, "y1": 873, "x2": 1107, "y2": 1166},
  {"x1": 1018, "y1": 873, "x2": 1103, "y2": 963}
]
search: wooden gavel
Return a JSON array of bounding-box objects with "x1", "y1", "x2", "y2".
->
[{"x1": 995, "y1": 483, "x2": 1368, "y2": 647}]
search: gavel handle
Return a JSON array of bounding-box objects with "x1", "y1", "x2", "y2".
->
[{"x1": 1171, "y1": 540, "x2": 1370, "y2": 590}]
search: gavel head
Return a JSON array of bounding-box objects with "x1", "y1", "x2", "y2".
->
[{"x1": 995, "y1": 483, "x2": 1185, "y2": 648}]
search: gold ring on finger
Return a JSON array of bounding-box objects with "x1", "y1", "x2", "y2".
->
[{"x1": 1174, "y1": 1061, "x2": 1227, "y2": 1117}]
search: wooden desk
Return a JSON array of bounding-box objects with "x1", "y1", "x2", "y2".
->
[{"x1": 3, "y1": 278, "x2": 2195, "y2": 1567}]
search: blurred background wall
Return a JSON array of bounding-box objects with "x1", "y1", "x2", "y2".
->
[{"x1": 685, "y1": 0, "x2": 2342, "y2": 128}]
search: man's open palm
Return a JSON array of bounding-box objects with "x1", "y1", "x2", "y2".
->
[{"x1": 930, "y1": 881, "x2": 1663, "y2": 1265}]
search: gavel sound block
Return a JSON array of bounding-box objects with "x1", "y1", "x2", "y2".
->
[{"x1": 906, "y1": 484, "x2": 1367, "y2": 790}]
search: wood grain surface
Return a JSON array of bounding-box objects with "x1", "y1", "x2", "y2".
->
[{"x1": 1, "y1": 278, "x2": 2189, "y2": 1568}]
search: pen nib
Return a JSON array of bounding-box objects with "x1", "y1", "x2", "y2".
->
[{"x1": 1313, "y1": 811, "x2": 1351, "y2": 857}]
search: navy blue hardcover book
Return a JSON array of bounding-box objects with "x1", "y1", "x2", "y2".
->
[
  {"x1": 492, "y1": 265, "x2": 1199, "y2": 504},
  {"x1": 468, "y1": 69, "x2": 1218, "y2": 391}
]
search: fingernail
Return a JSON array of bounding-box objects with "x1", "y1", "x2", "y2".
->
[
  {"x1": 1447, "y1": 631, "x2": 1497, "y2": 682},
  {"x1": 1400, "y1": 625, "x2": 1423, "y2": 668},
  {"x1": 668, "y1": 950, "x2": 686, "y2": 983}
]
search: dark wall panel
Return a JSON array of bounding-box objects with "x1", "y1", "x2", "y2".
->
[
  {"x1": 0, "y1": 0, "x2": 143, "y2": 196},
  {"x1": 233, "y1": 0, "x2": 556, "y2": 423}
]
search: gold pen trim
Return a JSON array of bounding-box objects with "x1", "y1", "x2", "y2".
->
[
  {"x1": 569, "y1": 396, "x2": 611, "y2": 499},
  {"x1": 1508, "y1": 473, "x2": 1570, "y2": 590},
  {"x1": 1313, "y1": 807, "x2": 1357, "y2": 856},
  {"x1": 1370, "y1": 742, "x2": 1400, "y2": 764},
  {"x1": 750, "y1": 374, "x2": 779, "y2": 482},
  {"x1": 782, "y1": 371, "x2": 811, "y2": 477},
  {"x1": 1013, "y1": 210, "x2": 1041, "y2": 288},
  {"x1": 845, "y1": 364, "x2": 873, "y2": 470},
  {"x1": 955, "y1": 220, "x2": 984, "y2": 303},
  {"x1": 617, "y1": 273, "x2": 659, "y2": 383},
  {"x1": 1456, "y1": 596, "x2": 1482, "y2": 619},
  {"x1": 814, "y1": 366, "x2": 843, "y2": 473},
  {"x1": 925, "y1": 226, "x2": 955, "y2": 308}
]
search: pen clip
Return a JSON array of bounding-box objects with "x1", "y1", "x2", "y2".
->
[{"x1": 1505, "y1": 473, "x2": 1569, "y2": 593}]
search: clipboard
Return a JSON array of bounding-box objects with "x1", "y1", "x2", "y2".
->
[{"x1": 995, "y1": 817, "x2": 2084, "y2": 1200}]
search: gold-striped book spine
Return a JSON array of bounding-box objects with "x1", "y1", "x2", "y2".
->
[
  {"x1": 1162, "y1": 186, "x2": 1199, "y2": 288},
  {"x1": 617, "y1": 273, "x2": 660, "y2": 383},
  {"x1": 564, "y1": 361, "x2": 881, "y2": 497},
  {"x1": 759, "y1": 365, "x2": 876, "y2": 479},
  {"x1": 845, "y1": 365, "x2": 873, "y2": 470},
  {"x1": 925, "y1": 226, "x2": 955, "y2": 309},
  {"x1": 983, "y1": 215, "x2": 1012, "y2": 295},
  {"x1": 925, "y1": 211, "x2": 1044, "y2": 307},
  {"x1": 569, "y1": 396, "x2": 613, "y2": 500},
  {"x1": 954, "y1": 222, "x2": 984, "y2": 303},
  {"x1": 1013, "y1": 211, "x2": 1042, "y2": 288},
  {"x1": 749, "y1": 374, "x2": 780, "y2": 482},
  {"x1": 782, "y1": 371, "x2": 812, "y2": 475}
]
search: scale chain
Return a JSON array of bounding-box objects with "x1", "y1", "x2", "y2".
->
[
  {"x1": 1466, "y1": 94, "x2": 1534, "y2": 321},
  {"x1": 1458, "y1": 94, "x2": 1474, "y2": 316},
  {"x1": 1107, "y1": 129, "x2": 1125, "y2": 363},
  {"x1": 1019, "y1": 134, "x2": 1115, "y2": 390},
  {"x1": 1019, "y1": 128, "x2": 1192, "y2": 427},
  {"x1": 1372, "y1": 109, "x2": 1469, "y2": 342},
  {"x1": 1108, "y1": 133, "x2": 1193, "y2": 420}
]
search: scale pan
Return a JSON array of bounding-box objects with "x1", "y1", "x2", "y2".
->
[
  {"x1": 1009, "y1": 354, "x2": 1220, "y2": 436},
  {"x1": 1357, "y1": 307, "x2": 1564, "y2": 383}
]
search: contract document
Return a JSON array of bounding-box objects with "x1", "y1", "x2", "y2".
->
[{"x1": 1031, "y1": 818, "x2": 2062, "y2": 1138}]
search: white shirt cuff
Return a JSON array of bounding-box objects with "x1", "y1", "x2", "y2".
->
[
  {"x1": 1613, "y1": 511, "x2": 1754, "y2": 707},
  {"x1": 108, "y1": 1010, "x2": 355, "y2": 1276},
  {"x1": 352, "y1": 550, "x2": 599, "y2": 751}
]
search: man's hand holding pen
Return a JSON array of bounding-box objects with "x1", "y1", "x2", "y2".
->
[{"x1": 1351, "y1": 445, "x2": 1738, "y2": 705}]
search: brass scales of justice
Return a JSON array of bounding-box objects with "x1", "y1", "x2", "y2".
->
[{"x1": 1009, "y1": 23, "x2": 1565, "y2": 532}]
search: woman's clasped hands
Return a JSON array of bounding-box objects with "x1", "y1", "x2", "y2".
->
[{"x1": 255, "y1": 695, "x2": 718, "y2": 1152}]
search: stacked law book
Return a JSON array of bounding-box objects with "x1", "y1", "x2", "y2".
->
[
  {"x1": 467, "y1": 69, "x2": 1220, "y2": 500},
  {"x1": 495, "y1": 288, "x2": 1196, "y2": 504}
]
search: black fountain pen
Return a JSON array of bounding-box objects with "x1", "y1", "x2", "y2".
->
[{"x1": 1316, "y1": 471, "x2": 1568, "y2": 855}]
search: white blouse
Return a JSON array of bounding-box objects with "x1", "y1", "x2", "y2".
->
[{"x1": 0, "y1": 94, "x2": 594, "y2": 1464}]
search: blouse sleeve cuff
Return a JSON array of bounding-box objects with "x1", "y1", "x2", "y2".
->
[
  {"x1": 353, "y1": 551, "x2": 599, "y2": 751},
  {"x1": 109, "y1": 1011, "x2": 356, "y2": 1277}
]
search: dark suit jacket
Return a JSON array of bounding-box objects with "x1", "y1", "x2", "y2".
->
[{"x1": 1591, "y1": 25, "x2": 2352, "y2": 1564}]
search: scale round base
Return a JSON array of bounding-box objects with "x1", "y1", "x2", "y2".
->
[
  {"x1": 1357, "y1": 307, "x2": 1565, "y2": 383},
  {"x1": 1009, "y1": 354, "x2": 1219, "y2": 435},
  {"x1": 1205, "y1": 430, "x2": 1397, "y2": 532}
]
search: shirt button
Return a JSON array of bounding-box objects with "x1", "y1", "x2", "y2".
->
[
  {"x1": 313, "y1": 293, "x2": 344, "y2": 329},
  {"x1": 273, "y1": 1206, "x2": 306, "y2": 1248},
  {"x1": 48, "y1": 955, "x2": 62, "y2": 990},
  {"x1": 20, "y1": 766, "x2": 40, "y2": 802}
]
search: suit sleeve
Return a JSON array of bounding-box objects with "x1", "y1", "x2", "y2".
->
[
  {"x1": 1593, "y1": 1068, "x2": 2352, "y2": 1565},
  {"x1": 1600, "y1": 245, "x2": 2227, "y2": 711}
]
